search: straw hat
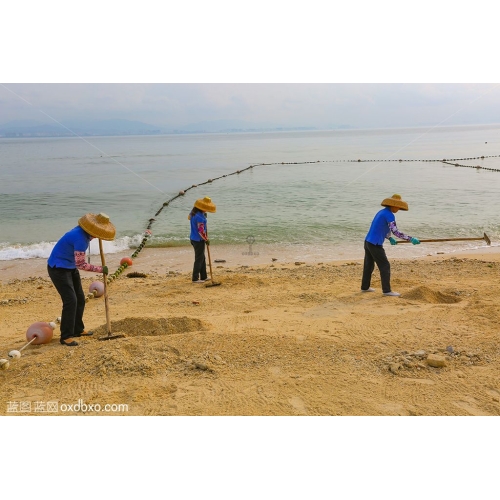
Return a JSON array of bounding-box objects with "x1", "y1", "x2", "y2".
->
[
  {"x1": 381, "y1": 194, "x2": 408, "y2": 211},
  {"x1": 194, "y1": 197, "x2": 216, "y2": 213},
  {"x1": 78, "y1": 213, "x2": 116, "y2": 240}
]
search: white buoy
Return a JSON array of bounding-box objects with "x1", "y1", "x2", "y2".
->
[
  {"x1": 89, "y1": 281, "x2": 104, "y2": 297},
  {"x1": 8, "y1": 350, "x2": 21, "y2": 359},
  {"x1": 48, "y1": 322, "x2": 56, "y2": 329},
  {"x1": 0, "y1": 359, "x2": 9, "y2": 370}
]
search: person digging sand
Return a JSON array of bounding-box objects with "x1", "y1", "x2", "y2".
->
[
  {"x1": 188, "y1": 197, "x2": 216, "y2": 283},
  {"x1": 361, "y1": 194, "x2": 420, "y2": 297},
  {"x1": 47, "y1": 213, "x2": 115, "y2": 346}
]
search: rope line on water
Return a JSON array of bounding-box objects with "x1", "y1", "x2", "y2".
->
[{"x1": 88, "y1": 153, "x2": 498, "y2": 292}]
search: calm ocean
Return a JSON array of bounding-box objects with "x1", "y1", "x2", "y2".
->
[{"x1": 1, "y1": 124, "x2": 500, "y2": 263}]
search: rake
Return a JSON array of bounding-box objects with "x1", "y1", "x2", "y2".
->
[
  {"x1": 97, "y1": 239, "x2": 125, "y2": 341},
  {"x1": 397, "y1": 232, "x2": 491, "y2": 245},
  {"x1": 205, "y1": 241, "x2": 221, "y2": 288}
]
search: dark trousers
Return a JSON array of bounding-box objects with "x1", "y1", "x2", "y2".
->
[
  {"x1": 361, "y1": 240, "x2": 392, "y2": 293},
  {"x1": 47, "y1": 265, "x2": 86, "y2": 341},
  {"x1": 190, "y1": 239, "x2": 207, "y2": 281}
]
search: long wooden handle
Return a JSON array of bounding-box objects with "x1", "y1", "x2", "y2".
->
[
  {"x1": 206, "y1": 242, "x2": 214, "y2": 282},
  {"x1": 98, "y1": 239, "x2": 112, "y2": 336},
  {"x1": 398, "y1": 237, "x2": 485, "y2": 244}
]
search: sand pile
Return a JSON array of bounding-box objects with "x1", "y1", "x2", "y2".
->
[
  {"x1": 402, "y1": 285, "x2": 462, "y2": 303},
  {"x1": 92, "y1": 316, "x2": 208, "y2": 338}
]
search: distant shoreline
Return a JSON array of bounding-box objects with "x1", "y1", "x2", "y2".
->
[{"x1": 2, "y1": 122, "x2": 500, "y2": 139}]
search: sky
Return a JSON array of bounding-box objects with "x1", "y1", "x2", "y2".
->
[
  {"x1": 1, "y1": 83, "x2": 500, "y2": 131},
  {"x1": 2, "y1": 3, "x2": 499, "y2": 132}
]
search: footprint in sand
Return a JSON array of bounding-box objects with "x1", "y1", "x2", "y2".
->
[
  {"x1": 486, "y1": 388, "x2": 500, "y2": 400},
  {"x1": 400, "y1": 378, "x2": 435, "y2": 385},
  {"x1": 289, "y1": 396, "x2": 307, "y2": 415},
  {"x1": 453, "y1": 400, "x2": 493, "y2": 416}
]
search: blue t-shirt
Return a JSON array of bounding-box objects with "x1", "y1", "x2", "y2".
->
[
  {"x1": 365, "y1": 207, "x2": 395, "y2": 245},
  {"x1": 190, "y1": 212, "x2": 207, "y2": 242},
  {"x1": 48, "y1": 226, "x2": 91, "y2": 269}
]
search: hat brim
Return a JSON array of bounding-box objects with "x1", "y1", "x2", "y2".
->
[
  {"x1": 381, "y1": 199, "x2": 409, "y2": 211},
  {"x1": 78, "y1": 213, "x2": 116, "y2": 240},
  {"x1": 194, "y1": 200, "x2": 217, "y2": 213}
]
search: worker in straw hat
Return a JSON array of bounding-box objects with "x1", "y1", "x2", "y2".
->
[
  {"x1": 361, "y1": 194, "x2": 420, "y2": 297},
  {"x1": 188, "y1": 197, "x2": 216, "y2": 283},
  {"x1": 47, "y1": 213, "x2": 116, "y2": 346}
]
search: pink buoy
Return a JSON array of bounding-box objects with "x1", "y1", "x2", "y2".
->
[
  {"x1": 89, "y1": 281, "x2": 105, "y2": 297},
  {"x1": 26, "y1": 322, "x2": 55, "y2": 345}
]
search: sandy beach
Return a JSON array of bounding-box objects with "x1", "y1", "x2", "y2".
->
[{"x1": 1, "y1": 245, "x2": 500, "y2": 416}]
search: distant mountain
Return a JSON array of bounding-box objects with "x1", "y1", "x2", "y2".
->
[
  {"x1": 64, "y1": 119, "x2": 163, "y2": 135},
  {"x1": 1, "y1": 119, "x2": 47, "y2": 128},
  {"x1": 0, "y1": 118, "x2": 321, "y2": 138},
  {"x1": 173, "y1": 119, "x2": 268, "y2": 133},
  {"x1": 172, "y1": 119, "x2": 317, "y2": 134},
  {"x1": 0, "y1": 119, "x2": 163, "y2": 137}
]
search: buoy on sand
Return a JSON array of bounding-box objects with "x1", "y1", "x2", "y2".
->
[
  {"x1": 26, "y1": 321, "x2": 55, "y2": 345},
  {"x1": 8, "y1": 350, "x2": 21, "y2": 359},
  {"x1": 120, "y1": 257, "x2": 133, "y2": 267},
  {"x1": 0, "y1": 359, "x2": 9, "y2": 370},
  {"x1": 89, "y1": 281, "x2": 105, "y2": 297}
]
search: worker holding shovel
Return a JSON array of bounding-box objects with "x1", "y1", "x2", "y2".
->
[
  {"x1": 361, "y1": 194, "x2": 420, "y2": 297},
  {"x1": 47, "y1": 213, "x2": 115, "y2": 346},
  {"x1": 188, "y1": 197, "x2": 216, "y2": 283}
]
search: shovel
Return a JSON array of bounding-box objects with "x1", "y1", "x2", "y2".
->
[
  {"x1": 205, "y1": 240, "x2": 221, "y2": 287},
  {"x1": 397, "y1": 232, "x2": 491, "y2": 245},
  {"x1": 97, "y1": 239, "x2": 125, "y2": 341}
]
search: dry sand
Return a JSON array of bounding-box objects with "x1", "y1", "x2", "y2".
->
[{"x1": 1, "y1": 246, "x2": 500, "y2": 416}]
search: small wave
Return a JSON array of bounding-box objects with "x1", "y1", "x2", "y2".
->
[
  {"x1": 87, "y1": 236, "x2": 137, "y2": 255},
  {"x1": 0, "y1": 242, "x2": 56, "y2": 261},
  {"x1": 139, "y1": 235, "x2": 191, "y2": 248},
  {"x1": 0, "y1": 235, "x2": 141, "y2": 261}
]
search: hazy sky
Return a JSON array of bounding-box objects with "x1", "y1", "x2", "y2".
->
[
  {"x1": 2, "y1": 3, "x2": 499, "y2": 131},
  {"x1": 1, "y1": 83, "x2": 499, "y2": 130}
]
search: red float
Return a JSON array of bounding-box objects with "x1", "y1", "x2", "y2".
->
[
  {"x1": 89, "y1": 281, "x2": 105, "y2": 297},
  {"x1": 26, "y1": 322, "x2": 55, "y2": 345},
  {"x1": 120, "y1": 257, "x2": 133, "y2": 267}
]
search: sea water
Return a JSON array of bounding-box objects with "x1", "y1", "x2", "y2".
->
[{"x1": 1, "y1": 124, "x2": 500, "y2": 263}]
